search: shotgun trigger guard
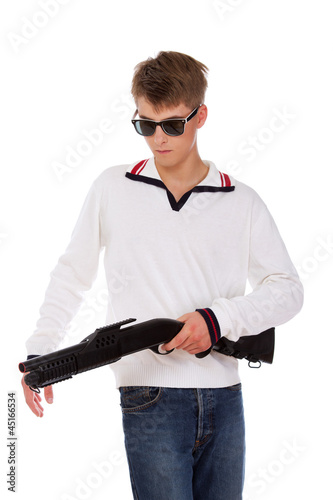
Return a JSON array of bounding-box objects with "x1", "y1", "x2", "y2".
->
[
  {"x1": 150, "y1": 345, "x2": 174, "y2": 356},
  {"x1": 248, "y1": 360, "x2": 262, "y2": 368}
]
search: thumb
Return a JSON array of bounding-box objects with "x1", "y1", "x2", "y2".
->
[{"x1": 44, "y1": 385, "x2": 53, "y2": 404}]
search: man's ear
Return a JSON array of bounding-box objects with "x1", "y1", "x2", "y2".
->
[{"x1": 197, "y1": 104, "x2": 208, "y2": 129}]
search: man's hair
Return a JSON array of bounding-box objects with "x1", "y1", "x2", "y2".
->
[{"x1": 131, "y1": 51, "x2": 209, "y2": 111}]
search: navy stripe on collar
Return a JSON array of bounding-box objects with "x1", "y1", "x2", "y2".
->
[
  {"x1": 126, "y1": 160, "x2": 235, "y2": 212},
  {"x1": 125, "y1": 172, "x2": 234, "y2": 211}
]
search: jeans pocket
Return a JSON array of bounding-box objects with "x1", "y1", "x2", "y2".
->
[
  {"x1": 119, "y1": 386, "x2": 163, "y2": 413},
  {"x1": 226, "y1": 383, "x2": 242, "y2": 391}
]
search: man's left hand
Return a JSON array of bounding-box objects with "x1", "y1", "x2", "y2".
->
[{"x1": 162, "y1": 311, "x2": 211, "y2": 355}]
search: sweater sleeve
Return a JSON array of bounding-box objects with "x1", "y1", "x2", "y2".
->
[
  {"x1": 200, "y1": 195, "x2": 304, "y2": 343},
  {"x1": 25, "y1": 181, "x2": 103, "y2": 356}
]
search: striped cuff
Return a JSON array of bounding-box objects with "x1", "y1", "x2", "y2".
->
[{"x1": 196, "y1": 308, "x2": 221, "y2": 346}]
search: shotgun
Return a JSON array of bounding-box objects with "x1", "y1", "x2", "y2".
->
[
  {"x1": 19, "y1": 318, "x2": 275, "y2": 392},
  {"x1": 19, "y1": 318, "x2": 183, "y2": 392}
]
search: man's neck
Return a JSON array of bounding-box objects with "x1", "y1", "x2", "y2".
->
[{"x1": 155, "y1": 152, "x2": 209, "y2": 202}]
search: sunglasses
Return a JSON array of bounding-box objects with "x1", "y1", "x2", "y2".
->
[{"x1": 131, "y1": 106, "x2": 201, "y2": 137}]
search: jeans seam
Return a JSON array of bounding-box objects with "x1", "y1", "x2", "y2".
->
[
  {"x1": 121, "y1": 387, "x2": 164, "y2": 413},
  {"x1": 192, "y1": 389, "x2": 214, "y2": 453}
]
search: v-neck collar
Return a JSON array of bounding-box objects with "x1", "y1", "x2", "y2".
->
[{"x1": 125, "y1": 157, "x2": 235, "y2": 212}]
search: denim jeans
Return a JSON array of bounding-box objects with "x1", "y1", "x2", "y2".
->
[{"x1": 119, "y1": 385, "x2": 245, "y2": 499}]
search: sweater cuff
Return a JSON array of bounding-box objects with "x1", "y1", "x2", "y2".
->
[{"x1": 196, "y1": 308, "x2": 221, "y2": 346}]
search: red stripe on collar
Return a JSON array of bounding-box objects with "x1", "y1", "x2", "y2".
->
[
  {"x1": 131, "y1": 159, "x2": 149, "y2": 175},
  {"x1": 219, "y1": 172, "x2": 231, "y2": 187}
]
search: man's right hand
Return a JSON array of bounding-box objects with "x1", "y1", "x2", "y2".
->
[{"x1": 21, "y1": 375, "x2": 53, "y2": 417}]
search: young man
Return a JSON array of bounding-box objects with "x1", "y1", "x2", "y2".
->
[{"x1": 22, "y1": 51, "x2": 303, "y2": 499}]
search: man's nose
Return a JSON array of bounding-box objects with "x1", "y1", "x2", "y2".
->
[{"x1": 154, "y1": 125, "x2": 168, "y2": 145}]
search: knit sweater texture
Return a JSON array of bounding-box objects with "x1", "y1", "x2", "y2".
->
[{"x1": 26, "y1": 158, "x2": 303, "y2": 388}]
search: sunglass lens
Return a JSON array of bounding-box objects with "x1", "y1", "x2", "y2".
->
[
  {"x1": 163, "y1": 121, "x2": 184, "y2": 136},
  {"x1": 135, "y1": 121, "x2": 156, "y2": 136}
]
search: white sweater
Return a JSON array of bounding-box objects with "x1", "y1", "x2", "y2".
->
[{"x1": 26, "y1": 158, "x2": 303, "y2": 388}]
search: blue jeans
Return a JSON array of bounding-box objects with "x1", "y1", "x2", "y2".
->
[{"x1": 119, "y1": 385, "x2": 245, "y2": 499}]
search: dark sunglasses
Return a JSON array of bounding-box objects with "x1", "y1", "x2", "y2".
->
[{"x1": 131, "y1": 106, "x2": 201, "y2": 137}]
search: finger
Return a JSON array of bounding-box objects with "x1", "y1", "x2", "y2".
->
[
  {"x1": 24, "y1": 384, "x2": 42, "y2": 402},
  {"x1": 186, "y1": 345, "x2": 207, "y2": 354},
  {"x1": 181, "y1": 336, "x2": 212, "y2": 354},
  {"x1": 26, "y1": 390, "x2": 44, "y2": 417},
  {"x1": 28, "y1": 403, "x2": 42, "y2": 418},
  {"x1": 44, "y1": 385, "x2": 53, "y2": 404},
  {"x1": 162, "y1": 328, "x2": 189, "y2": 351},
  {"x1": 22, "y1": 376, "x2": 44, "y2": 417},
  {"x1": 32, "y1": 396, "x2": 44, "y2": 417},
  {"x1": 174, "y1": 330, "x2": 204, "y2": 351}
]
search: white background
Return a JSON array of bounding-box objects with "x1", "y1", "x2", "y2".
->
[{"x1": 1, "y1": 1, "x2": 332, "y2": 499}]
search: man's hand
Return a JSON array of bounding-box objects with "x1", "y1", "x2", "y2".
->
[
  {"x1": 21, "y1": 375, "x2": 53, "y2": 417},
  {"x1": 162, "y1": 311, "x2": 211, "y2": 355}
]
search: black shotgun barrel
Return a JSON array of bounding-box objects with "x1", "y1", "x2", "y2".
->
[{"x1": 19, "y1": 318, "x2": 184, "y2": 391}]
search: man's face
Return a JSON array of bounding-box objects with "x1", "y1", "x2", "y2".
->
[{"x1": 136, "y1": 97, "x2": 207, "y2": 170}]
